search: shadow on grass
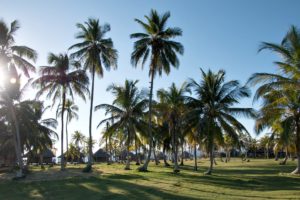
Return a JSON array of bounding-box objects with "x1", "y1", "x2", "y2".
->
[{"x1": 0, "y1": 176, "x2": 199, "y2": 200}]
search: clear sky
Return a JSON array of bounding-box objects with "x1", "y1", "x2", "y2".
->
[{"x1": 1, "y1": 0, "x2": 300, "y2": 155}]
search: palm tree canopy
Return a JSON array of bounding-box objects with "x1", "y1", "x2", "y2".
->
[
  {"x1": 69, "y1": 18, "x2": 118, "y2": 77},
  {"x1": 56, "y1": 99, "x2": 79, "y2": 122},
  {"x1": 248, "y1": 25, "x2": 300, "y2": 101},
  {"x1": 0, "y1": 19, "x2": 37, "y2": 78},
  {"x1": 95, "y1": 80, "x2": 148, "y2": 143},
  {"x1": 188, "y1": 68, "x2": 256, "y2": 144},
  {"x1": 131, "y1": 9, "x2": 184, "y2": 77},
  {"x1": 33, "y1": 53, "x2": 89, "y2": 106}
]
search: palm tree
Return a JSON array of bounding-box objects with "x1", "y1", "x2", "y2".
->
[
  {"x1": 247, "y1": 26, "x2": 300, "y2": 174},
  {"x1": 33, "y1": 53, "x2": 89, "y2": 171},
  {"x1": 156, "y1": 82, "x2": 190, "y2": 172},
  {"x1": 95, "y1": 80, "x2": 148, "y2": 170},
  {"x1": 131, "y1": 9, "x2": 184, "y2": 171},
  {"x1": 188, "y1": 69, "x2": 256, "y2": 175},
  {"x1": 25, "y1": 102, "x2": 58, "y2": 168},
  {"x1": 57, "y1": 99, "x2": 79, "y2": 154},
  {"x1": 69, "y1": 18, "x2": 118, "y2": 170},
  {"x1": 0, "y1": 19, "x2": 37, "y2": 178},
  {"x1": 0, "y1": 77, "x2": 27, "y2": 177},
  {"x1": 0, "y1": 19, "x2": 37, "y2": 78},
  {"x1": 72, "y1": 130, "x2": 86, "y2": 149}
]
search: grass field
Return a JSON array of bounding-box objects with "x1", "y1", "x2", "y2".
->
[{"x1": 0, "y1": 158, "x2": 300, "y2": 199}]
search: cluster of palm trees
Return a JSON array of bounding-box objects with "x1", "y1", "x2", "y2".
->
[{"x1": 0, "y1": 9, "x2": 300, "y2": 178}]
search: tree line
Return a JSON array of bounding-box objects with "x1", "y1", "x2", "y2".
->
[{"x1": 0, "y1": 9, "x2": 299, "y2": 178}]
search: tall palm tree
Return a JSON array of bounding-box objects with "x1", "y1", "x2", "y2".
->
[
  {"x1": 0, "y1": 76, "x2": 26, "y2": 178},
  {"x1": 95, "y1": 80, "x2": 148, "y2": 170},
  {"x1": 57, "y1": 99, "x2": 79, "y2": 154},
  {"x1": 188, "y1": 69, "x2": 256, "y2": 175},
  {"x1": 69, "y1": 18, "x2": 118, "y2": 169},
  {"x1": 156, "y1": 82, "x2": 190, "y2": 172},
  {"x1": 33, "y1": 53, "x2": 89, "y2": 171},
  {"x1": 0, "y1": 19, "x2": 36, "y2": 178},
  {"x1": 0, "y1": 19, "x2": 37, "y2": 78},
  {"x1": 69, "y1": 19, "x2": 118, "y2": 168},
  {"x1": 131, "y1": 9, "x2": 183, "y2": 171},
  {"x1": 248, "y1": 26, "x2": 300, "y2": 174}
]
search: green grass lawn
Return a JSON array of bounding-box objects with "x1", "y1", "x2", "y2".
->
[{"x1": 0, "y1": 158, "x2": 299, "y2": 199}]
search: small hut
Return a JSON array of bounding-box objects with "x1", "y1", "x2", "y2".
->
[
  {"x1": 118, "y1": 150, "x2": 136, "y2": 162},
  {"x1": 58, "y1": 152, "x2": 85, "y2": 163},
  {"x1": 93, "y1": 148, "x2": 109, "y2": 162},
  {"x1": 26, "y1": 148, "x2": 55, "y2": 164}
]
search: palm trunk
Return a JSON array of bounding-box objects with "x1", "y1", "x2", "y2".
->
[
  {"x1": 163, "y1": 145, "x2": 170, "y2": 167},
  {"x1": 125, "y1": 129, "x2": 131, "y2": 170},
  {"x1": 292, "y1": 119, "x2": 300, "y2": 174},
  {"x1": 135, "y1": 134, "x2": 140, "y2": 165},
  {"x1": 39, "y1": 154, "x2": 44, "y2": 169},
  {"x1": 66, "y1": 113, "x2": 69, "y2": 157},
  {"x1": 138, "y1": 69, "x2": 154, "y2": 172},
  {"x1": 205, "y1": 143, "x2": 214, "y2": 175},
  {"x1": 280, "y1": 147, "x2": 289, "y2": 165},
  {"x1": 173, "y1": 126, "x2": 179, "y2": 173},
  {"x1": 9, "y1": 100, "x2": 24, "y2": 177},
  {"x1": 153, "y1": 146, "x2": 159, "y2": 165},
  {"x1": 194, "y1": 143, "x2": 198, "y2": 171},
  {"x1": 60, "y1": 91, "x2": 66, "y2": 171},
  {"x1": 87, "y1": 64, "x2": 96, "y2": 168},
  {"x1": 180, "y1": 143, "x2": 184, "y2": 166}
]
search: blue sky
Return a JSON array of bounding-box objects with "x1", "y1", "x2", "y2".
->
[{"x1": 1, "y1": 0, "x2": 300, "y2": 154}]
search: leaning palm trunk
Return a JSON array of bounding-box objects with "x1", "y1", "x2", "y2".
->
[
  {"x1": 60, "y1": 91, "x2": 66, "y2": 171},
  {"x1": 280, "y1": 148, "x2": 289, "y2": 165},
  {"x1": 138, "y1": 69, "x2": 154, "y2": 172},
  {"x1": 9, "y1": 101, "x2": 24, "y2": 177},
  {"x1": 87, "y1": 65, "x2": 96, "y2": 168},
  {"x1": 194, "y1": 143, "x2": 198, "y2": 171}
]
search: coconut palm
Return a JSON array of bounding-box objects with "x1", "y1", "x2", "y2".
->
[
  {"x1": 0, "y1": 19, "x2": 37, "y2": 78},
  {"x1": 248, "y1": 26, "x2": 300, "y2": 174},
  {"x1": 69, "y1": 18, "x2": 118, "y2": 169},
  {"x1": 131, "y1": 9, "x2": 183, "y2": 171},
  {"x1": 57, "y1": 99, "x2": 79, "y2": 154},
  {"x1": 33, "y1": 53, "x2": 89, "y2": 171},
  {"x1": 188, "y1": 69, "x2": 256, "y2": 175},
  {"x1": 72, "y1": 130, "x2": 85, "y2": 149},
  {"x1": 0, "y1": 76, "x2": 28, "y2": 177},
  {"x1": 95, "y1": 80, "x2": 148, "y2": 170},
  {"x1": 24, "y1": 102, "x2": 58, "y2": 168},
  {"x1": 156, "y1": 82, "x2": 190, "y2": 172}
]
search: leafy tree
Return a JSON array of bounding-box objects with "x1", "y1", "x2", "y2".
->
[{"x1": 131, "y1": 9, "x2": 183, "y2": 171}]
